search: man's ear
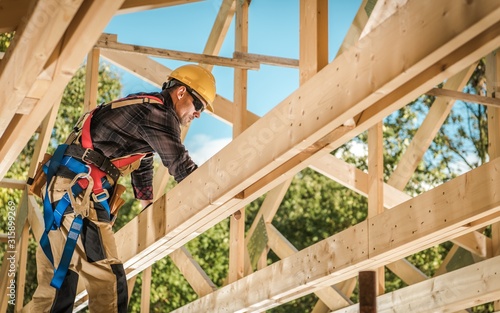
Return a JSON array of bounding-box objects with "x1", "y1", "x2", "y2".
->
[{"x1": 176, "y1": 85, "x2": 187, "y2": 99}]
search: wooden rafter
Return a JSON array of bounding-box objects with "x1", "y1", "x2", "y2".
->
[
  {"x1": 174, "y1": 156, "x2": 500, "y2": 312},
  {"x1": 110, "y1": 0, "x2": 500, "y2": 302}
]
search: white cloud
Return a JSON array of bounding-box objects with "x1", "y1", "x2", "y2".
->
[{"x1": 187, "y1": 134, "x2": 232, "y2": 165}]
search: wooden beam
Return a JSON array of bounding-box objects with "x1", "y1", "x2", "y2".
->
[
  {"x1": 299, "y1": 0, "x2": 328, "y2": 84},
  {"x1": 169, "y1": 247, "x2": 217, "y2": 297},
  {"x1": 0, "y1": 178, "x2": 25, "y2": 189},
  {"x1": 172, "y1": 156, "x2": 500, "y2": 312},
  {"x1": 140, "y1": 267, "x2": 152, "y2": 312},
  {"x1": 116, "y1": 0, "x2": 500, "y2": 279},
  {"x1": 426, "y1": 87, "x2": 500, "y2": 107},
  {"x1": 0, "y1": 0, "x2": 201, "y2": 33},
  {"x1": 95, "y1": 35, "x2": 259, "y2": 70},
  {"x1": 267, "y1": 224, "x2": 353, "y2": 310},
  {"x1": 368, "y1": 122, "x2": 384, "y2": 295},
  {"x1": 99, "y1": 50, "x2": 261, "y2": 127},
  {"x1": 201, "y1": 0, "x2": 235, "y2": 72},
  {"x1": 0, "y1": 0, "x2": 127, "y2": 180},
  {"x1": 228, "y1": 0, "x2": 249, "y2": 284},
  {"x1": 233, "y1": 51, "x2": 299, "y2": 68},
  {"x1": 333, "y1": 255, "x2": 500, "y2": 313},
  {"x1": 84, "y1": 48, "x2": 101, "y2": 112},
  {"x1": 0, "y1": 0, "x2": 84, "y2": 138},
  {"x1": 117, "y1": 0, "x2": 202, "y2": 14},
  {"x1": 486, "y1": 50, "x2": 500, "y2": 311},
  {"x1": 312, "y1": 154, "x2": 492, "y2": 259},
  {"x1": 14, "y1": 222, "x2": 30, "y2": 312}
]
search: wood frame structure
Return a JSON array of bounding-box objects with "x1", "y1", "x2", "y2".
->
[{"x1": 1, "y1": 0, "x2": 500, "y2": 312}]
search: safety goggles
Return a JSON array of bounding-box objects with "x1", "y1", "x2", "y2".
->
[{"x1": 187, "y1": 88, "x2": 206, "y2": 113}]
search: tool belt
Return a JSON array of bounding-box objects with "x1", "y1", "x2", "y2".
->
[{"x1": 64, "y1": 144, "x2": 120, "y2": 184}]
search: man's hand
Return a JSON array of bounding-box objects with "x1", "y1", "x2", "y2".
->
[{"x1": 140, "y1": 199, "x2": 153, "y2": 212}]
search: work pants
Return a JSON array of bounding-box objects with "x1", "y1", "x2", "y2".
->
[{"x1": 31, "y1": 176, "x2": 128, "y2": 313}]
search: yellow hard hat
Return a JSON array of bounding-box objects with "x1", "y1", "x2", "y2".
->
[{"x1": 168, "y1": 64, "x2": 216, "y2": 112}]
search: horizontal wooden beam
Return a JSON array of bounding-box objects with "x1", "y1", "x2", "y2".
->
[
  {"x1": 174, "y1": 157, "x2": 500, "y2": 312},
  {"x1": 233, "y1": 51, "x2": 299, "y2": 68},
  {"x1": 334, "y1": 255, "x2": 500, "y2": 313},
  {"x1": 115, "y1": 0, "x2": 500, "y2": 287},
  {"x1": 95, "y1": 34, "x2": 260, "y2": 70},
  {"x1": 426, "y1": 87, "x2": 500, "y2": 107},
  {"x1": 0, "y1": 178, "x2": 26, "y2": 189}
]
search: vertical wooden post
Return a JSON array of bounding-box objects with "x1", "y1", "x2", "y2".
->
[
  {"x1": 140, "y1": 267, "x2": 152, "y2": 312},
  {"x1": 14, "y1": 221, "x2": 30, "y2": 312},
  {"x1": 84, "y1": 48, "x2": 100, "y2": 112},
  {"x1": 359, "y1": 271, "x2": 377, "y2": 313},
  {"x1": 228, "y1": 0, "x2": 249, "y2": 284},
  {"x1": 299, "y1": 0, "x2": 328, "y2": 85},
  {"x1": 368, "y1": 123, "x2": 385, "y2": 295},
  {"x1": 486, "y1": 50, "x2": 500, "y2": 311}
]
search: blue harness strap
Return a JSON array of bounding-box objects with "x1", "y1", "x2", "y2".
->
[
  {"x1": 40, "y1": 144, "x2": 69, "y2": 265},
  {"x1": 39, "y1": 144, "x2": 113, "y2": 289},
  {"x1": 50, "y1": 215, "x2": 83, "y2": 289}
]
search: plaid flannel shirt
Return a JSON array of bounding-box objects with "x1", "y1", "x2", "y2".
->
[{"x1": 89, "y1": 92, "x2": 197, "y2": 200}]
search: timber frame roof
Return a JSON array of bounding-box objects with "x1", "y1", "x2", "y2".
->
[{"x1": 1, "y1": 0, "x2": 500, "y2": 312}]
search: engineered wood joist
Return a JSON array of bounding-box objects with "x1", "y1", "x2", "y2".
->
[
  {"x1": 174, "y1": 157, "x2": 500, "y2": 312},
  {"x1": 113, "y1": 0, "x2": 500, "y2": 290}
]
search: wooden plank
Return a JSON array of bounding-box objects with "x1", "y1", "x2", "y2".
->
[
  {"x1": 0, "y1": 0, "x2": 201, "y2": 33},
  {"x1": 118, "y1": 0, "x2": 202, "y2": 14},
  {"x1": 333, "y1": 255, "x2": 500, "y2": 313},
  {"x1": 426, "y1": 87, "x2": 500, "y2": 107},
  {"x1": 140, "y1": 267, "x2": 152, "y2": 312},
  {"x1": 267, "y1": 224, "x2": 353, "y2": 310},
  {"x1": 0, "y1": 0, "x2": 32, "y2": 33},
  {"x1": 172, "y1": 156, "x2": 500, "y2": 312},
  {"x1": 299, "y1": 0, "x2": 329, "y2": 84},
  {"x1": 0, "y1": 0, "x2": 127, "y2": 180},
  {"x1": 312, "y1": 154, "x2": 491, "y2": 258},
  {"x1": 233, "y1": 51, "x2": 299, "y2": 68},
  {"x1": 120, "y1": 0, "x2": 500, "y2": 279},
  {"x1": 0, "y1": 178, "x2": 25, "y2": 189},
  {"x1": 95, "y1": 36, "x2": 259, "y2": 70},
  {"x1": 201, "y1": 0, "x2": 235, "y2": 72},
  {"x1": 14, "y1": 222, "x2": 30, "y2": 312},
  {"x1": 0, "y1": 0, "x2": 84, "y2": 138},
  {"x1": 228, "y1": 0, "x2": 249, "y2": 284},
  {"x1": 84, "y1": 48, "x2": 101, "y2": 112},
  {"x1": 99, "y1": 50, "x2": 260, "y2": 127},
  {"x1": 169, "y1": 246, "x2": 217, "y2": 296},
  {"x1": 368, "y1": 122, "x2": 384, "y2": 295},
  {"x1": 385, "y1": 259, "x2": 428, "y2": 285}
]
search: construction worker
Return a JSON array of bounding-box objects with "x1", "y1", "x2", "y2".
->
[{"x1": 30, "y1": 64, "x2": 216, "y2": 312}]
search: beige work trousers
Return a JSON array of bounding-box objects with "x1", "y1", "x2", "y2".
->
[{"x1": 31, "y1": 176, "x2": 128, "y2": 313}]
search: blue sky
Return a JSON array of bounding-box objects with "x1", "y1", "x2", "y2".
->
[{"x1": 103, "y1": 0, "x2": 362, "y2": 165}]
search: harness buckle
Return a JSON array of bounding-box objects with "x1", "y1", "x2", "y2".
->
[
  {"x1": 92, "y1": 189, "x2": 110, "y2": 202},
  {"x1": 81, "y1": 148, "x2": 93, "y2": 164}
]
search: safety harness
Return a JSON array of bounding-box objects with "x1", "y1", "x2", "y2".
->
[{"x1": 38, "y1": 94, "x2": 163, "y2": 289}]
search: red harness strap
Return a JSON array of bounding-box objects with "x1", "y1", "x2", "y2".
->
[{"x1": 79, "y1": 95, "x2": 161, "y2": 195}]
